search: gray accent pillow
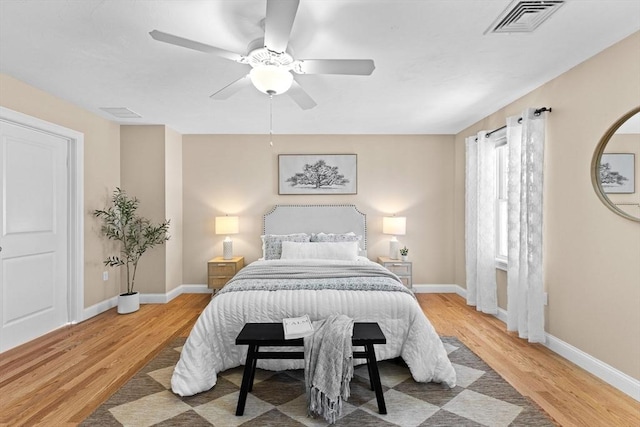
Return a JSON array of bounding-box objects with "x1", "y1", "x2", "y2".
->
[
  {"x1": 311, "y1": 232, "x2": 362, "y2": 244},
  {"x1": 261, "y1": 233, "x2": 311, "y2": 260}
]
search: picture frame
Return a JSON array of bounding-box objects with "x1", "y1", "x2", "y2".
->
[
  {"x1": 600, "y1": 153, "x2": 635, "y2": 194},
  {"x1": 278, "y1": 154, "x2": 357, "y2": 195}
]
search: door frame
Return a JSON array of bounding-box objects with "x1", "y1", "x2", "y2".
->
[{"x1": 0, "y1": 106, "x2": 84, "y2": 324}]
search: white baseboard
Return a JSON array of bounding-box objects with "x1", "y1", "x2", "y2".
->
[
  {"x1": 545, "y1": 333, "x2": 640, "y2": 401},
  {"x1": 414, "y1": 283, "x2": 639, "y2": 401},
  {"x1": 140, "y1": 293, "x2": 171, "y2": 304},
  {"x1": 142, "y1": 284, "x2": 212, "y2": 304},
  {"x1": 82, "y1": 296, "x2": 117, "y2": 321},
  {"x1": 81, "y1": 284, "x2": 211, "y2": 320},
  {"x1": 180, "y1": 284, "x2": 214, "y2": 294},
  {"x1": 412, "y1": 284, "x2": 464, "y2": 294},
  {"x1": 495, "y1": 307, "x2": 508, "y2": 324}
]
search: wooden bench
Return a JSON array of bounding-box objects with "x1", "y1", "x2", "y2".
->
[{"x1": 235, "y1": 322, "x2": 387, "y2": 416}]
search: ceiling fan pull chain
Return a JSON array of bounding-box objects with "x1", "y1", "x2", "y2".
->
[{"x1": 269, "y1": 94, "x2": 274, "y2": 147}]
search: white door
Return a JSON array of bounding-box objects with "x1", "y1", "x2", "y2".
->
[{"x1": 0, "y1": 120, "x2": 69, "y2": 352}]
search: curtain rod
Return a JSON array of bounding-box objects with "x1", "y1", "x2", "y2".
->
[{"x1": 475, "y1": 107, "x2": 552, "y2": 141}]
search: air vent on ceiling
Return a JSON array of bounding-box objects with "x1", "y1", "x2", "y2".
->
[
  {"x1": 99, "y1": 107, "x2": 142, "y2": 119},
  {"x1": 485, "y1": 1, "x2": 565, "y2": 34}
]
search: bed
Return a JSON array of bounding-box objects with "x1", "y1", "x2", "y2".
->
[{"x1": 171, "y1": 204, "x2": 456, "y2": 397}]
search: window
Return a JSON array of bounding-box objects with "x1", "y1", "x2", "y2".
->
[{"x1": 495, "y1": 140, "x2": 508, "y2": 270}]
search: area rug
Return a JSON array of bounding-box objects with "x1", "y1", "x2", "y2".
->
[{"x1": 81, "y1": 337, "x2": 555, "y2": 426}]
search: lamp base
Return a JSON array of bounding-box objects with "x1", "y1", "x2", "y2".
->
[
  {"x1": 389, "y1": 239, "x2": 399, "y2": 260},
  {"x1": 223, "y1": 240, "x2": 233, "y2": 260}
]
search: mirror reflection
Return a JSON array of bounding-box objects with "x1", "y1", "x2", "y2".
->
[{"x1": 593, "y1": 107, "x2": 640, "y2": 221}]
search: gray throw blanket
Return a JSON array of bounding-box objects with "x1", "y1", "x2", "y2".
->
[
  {"x1": 220, "y1": 261, "x2": 414, "y2": 297},
  {"x1": 304, "y1": 314, "x2": 354, "y2": 424}
]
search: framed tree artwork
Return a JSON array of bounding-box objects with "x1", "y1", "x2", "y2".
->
[
  {"x1": 600, "y1": 153, "x2": 635, "y2": 194},
  {"x1": 278, "y1": 154, "x2": 357, "y2": 195}
]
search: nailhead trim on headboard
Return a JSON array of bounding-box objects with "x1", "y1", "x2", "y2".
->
[{"x1": 263, "y1": 204, "x2": 367, "y2": 250}]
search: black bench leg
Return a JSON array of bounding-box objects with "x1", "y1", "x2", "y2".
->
[
  {"x1": 248, "y1": 345, "x2": 259, "y2": 392},
  {"x1": 365, "y1": 351, "x2": 375, "y2": 390},
  {"x1": 365, "y1": 344, "x2": 387, "y2": 414},
  {"x1": 236, "y1": 344, "x2": 257, "y2": 416}
]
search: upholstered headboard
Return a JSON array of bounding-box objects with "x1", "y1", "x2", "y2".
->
[{"x1": 263, "y1": 204, "x2": 367, "y2": 251}]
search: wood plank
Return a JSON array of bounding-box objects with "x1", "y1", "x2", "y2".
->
[
  {"x1": 0, "y1": 292, "x2": 638, "y2": 426},
  {"x1": 419, "y1": 293, "x2": 640, "y2": 427},
  {"x1": 0, "y1": 293, "x2": 209, "y2": 426}
]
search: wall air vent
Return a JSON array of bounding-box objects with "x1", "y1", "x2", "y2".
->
[
  {"x1": 99, "y1": 107, "x2": 142, "y2": 119},
  {"x1": 485, "y1": 1, "x2": 565, "y2": 34}
]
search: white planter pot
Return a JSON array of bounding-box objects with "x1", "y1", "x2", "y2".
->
[
  {"x1": 401, "y1": 255, "x2": 408, "y2": 262},
  {"x1": 117, "y1": 292, "x2": 140, "y2": 314}
]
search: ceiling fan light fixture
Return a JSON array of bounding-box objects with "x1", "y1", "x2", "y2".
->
[{"x1": 250, "y1": 65, "x2": 293, "y2": 95}]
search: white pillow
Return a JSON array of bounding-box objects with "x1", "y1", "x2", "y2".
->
[{"x1": 280, "y1": 241, "x2": 359, "y2": 261}]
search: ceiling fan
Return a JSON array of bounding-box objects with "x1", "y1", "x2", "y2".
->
[{"x1": 149, "y1": 0, "x2": 375, "y2": 110}]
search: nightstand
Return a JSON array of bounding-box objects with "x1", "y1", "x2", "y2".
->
[
  {"x1": 377, "y1": 256, "x2": 412, "y2": 290},
  {"x1": 208, "y1": 256, "x2": 244, "y2": 291}
]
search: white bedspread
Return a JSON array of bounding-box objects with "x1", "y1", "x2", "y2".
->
[{"x1": 171, "y1": 259, "x2": 457, "y2": 396}]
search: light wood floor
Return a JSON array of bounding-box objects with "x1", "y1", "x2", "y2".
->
[
  {"x1": 1, "y1": 293, "x2": 638, "y2": 426},
  {"x1": 420, "y1": 294, "x2": 639, "y2": 426}
]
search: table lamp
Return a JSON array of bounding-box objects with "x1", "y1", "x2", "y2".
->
[
  {"x1": 215, "y1": 215, "x2": 239, "y2": 260},
  {"x1": 382, "y1": 216, "x2": 406, "y2": 259}
]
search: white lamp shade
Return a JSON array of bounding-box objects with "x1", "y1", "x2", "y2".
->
[
  {"x1": 250, "y1": 65, "x2": 294, "y2": 95},
  {"x1": 215, "y1": 216, "x2": 239, "y2": 235},
  {"x1": 382, "y1": 216, "x2": 406, "y2": 236}
]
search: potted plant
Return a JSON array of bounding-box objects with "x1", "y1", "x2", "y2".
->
[
  {"x1": 400, "y1": 246, "x2": 409, "y2": 261},
  {"x1": 94, "y1": 188, "x2": 170, "y2": 314}
]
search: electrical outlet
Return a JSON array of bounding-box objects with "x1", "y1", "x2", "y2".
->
[
  {"x1": 543, "y1": 292, "x2": 548, "y2": 306},
  {"x1": 103, "y1": 271, "x2": 109, "y2": 281}
]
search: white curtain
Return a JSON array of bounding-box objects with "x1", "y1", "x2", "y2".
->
[
  {"x1": 506, "y1": 108, "x2": 546, "y2": 343},
  {"x1": 465, "y1": 132, "x2": 497, "y2": 314}
]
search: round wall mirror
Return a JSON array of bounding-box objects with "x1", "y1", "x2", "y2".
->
[{"x1": 591, "y1": 106, "x2": 640, "y2": 222}]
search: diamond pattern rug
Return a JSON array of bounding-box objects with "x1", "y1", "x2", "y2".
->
[{"x1": 81, "y1": 337, "x2": 555, "y2": 426}]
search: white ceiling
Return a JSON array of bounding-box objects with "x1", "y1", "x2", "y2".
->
[{"x1": 1, "y1": 0, "x2": 639, "y2": 135}]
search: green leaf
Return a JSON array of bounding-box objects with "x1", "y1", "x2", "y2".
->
[{"x1": 94, "y1": 188, "x2": 170, "y2": 294}]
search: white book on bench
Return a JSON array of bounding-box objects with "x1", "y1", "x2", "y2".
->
[{"x1": 283, "y1": 314, "x2": 314, "y2": 340}]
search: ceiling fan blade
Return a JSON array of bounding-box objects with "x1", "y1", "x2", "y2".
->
[
  {"x1": 294, "y1": 59, "x2": 375, "y2": 75},
  {"x1": 150, "y1": 30, "x2": 245, "y2": 62},
  {"x1": 210, "y1": 75, "x2": 252, "y2": 100},
  {"x1": 264, "y1": 0, "x2": 300, "y2": 53},
  {"x1": 287, "y1": 79, "x2": 317, "y2": 110}
]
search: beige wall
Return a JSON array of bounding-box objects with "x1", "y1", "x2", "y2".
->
[
  {"x1": 454, "y1": 32, "x2": 640, "y2": 379},
  {"x1": 121, "y1": 125, "x2": 183, "y2": 294},
  {"x1": 121, "y1": 126, "x2": 167, "y2": 294},
  {"x1": 165, "y1": 127, "x2": 183, "y2": 293},
  {"x1": 182, "y1": 134, "x2": 456, "y2": 285},
  {"x1": 0, "y1": 73, "x2": 122, "y2": 308}
]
